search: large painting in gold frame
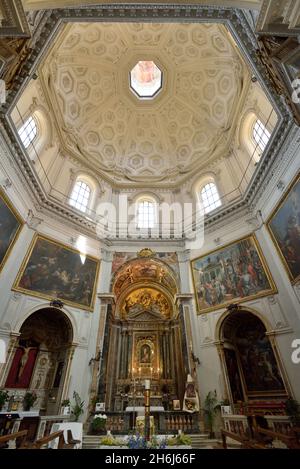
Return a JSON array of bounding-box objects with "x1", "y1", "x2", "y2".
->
[
  {"x1": 191, "y1": 235, "x2": 277, "y2": 314},
  {"x1": 13, "y1": 234, "x2": 100, "y2": 311},
  {"x1": 267, "y1": 172, "x2": 300, "y2": 284},
  {"x1": 0, "y1": 188, "x2": 23, "y2": 274}
]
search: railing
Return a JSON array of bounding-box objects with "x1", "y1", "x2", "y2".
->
[
  {"x1": 90, "y1": 411, "x2": 200, "y2": 434},
  {"x1": 221, "y1": 429, "x2": 267, "y2": 449},
  {"x1": 265, "y1": 415, "x2": 292, "y2": 435},
  {"x1": 223, "y1": 415, "x2": 249, "y2": 436},
  {"x1": 0, "y1": 430, "x2": 28, "y2": 449},
  {"x1": 164, "y1": 413, "x2": 196, "y2": 433},
  {"x1": 36, "y1": 414, "x2": 71, "y2": 440}
]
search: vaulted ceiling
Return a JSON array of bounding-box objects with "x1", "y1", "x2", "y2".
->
[{"x1": 38, "y1": 22, "x2": 250, "y2": 186}]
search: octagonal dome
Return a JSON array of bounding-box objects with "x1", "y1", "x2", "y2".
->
[
  {"x1": 12, "y1": 21, "x2": 278, "y2": 188},
  {"x1": 130, "y1": 61, "x2": 163, "y2": 99}
]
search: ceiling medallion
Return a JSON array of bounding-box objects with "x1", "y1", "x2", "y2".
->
[{"x1": 130, "y1": 61, "x2": 162, "y2": 99}]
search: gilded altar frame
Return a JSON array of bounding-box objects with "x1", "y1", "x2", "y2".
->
[
  {"x1": 12, "y1": 233, "x2": 100, "y2": 311},
  {"x1": 0, "y1": 188, "x2": 24, "y2": 274},
  {"x1": 267, "y1": 171, "x2": 300, "y2": 284},
  {"x1": 190, "y1": 234, "x2": 277, "y2": 314}
]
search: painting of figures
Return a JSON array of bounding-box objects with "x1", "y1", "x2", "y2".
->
[
  {"x1": 223, "y1": 348, "x2": 244, "y2": 402},
  {"x1": 13, "y1": 234, "x2": 100, "y2": 310},
  {"x1": 235, "y1": 316, "x2": 285, "y2": 394},
  {"x1": 191, "y1": 235, "x2": 276, "y2": 314},
  {"x1": 0, "y1": 189, "x2": 23, "y2": 273},
  {"x1": 267, "y1": 173, "x2": 300, "y2": 283}
]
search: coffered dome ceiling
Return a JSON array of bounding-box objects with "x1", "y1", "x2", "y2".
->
[{"x1": 39, "y1": 22, "x2": 250, "y2": 186}]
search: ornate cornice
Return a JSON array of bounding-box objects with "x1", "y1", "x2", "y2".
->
[
  {"x1": 0, "y1": 4, "x2": 295, "y2": 242},
  {"x1": 0, "y1": 0, "x2": 30, "y2": 37}
]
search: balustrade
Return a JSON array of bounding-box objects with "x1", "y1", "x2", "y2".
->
[{"x1": 93, "y1": 411, "x2": 199, "y2": 435}]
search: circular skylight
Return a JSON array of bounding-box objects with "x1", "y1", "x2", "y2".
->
[{"x1": 130, "y1": 61, "x2": 162, "y2": 99}]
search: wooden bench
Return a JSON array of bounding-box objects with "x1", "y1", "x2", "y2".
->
[
  {"x1": 0, "y1": 430, "x2": 28, "y2": 449},
  {"x1": 256, "y1": 426, "x2": 300, "y2": 449},
  {"x1": 30, "y1": 429, "x2": 81, "y2": 449},
  {"x1": 30, "y1": 430, "x2": 65, "y2": 449},
  {"x1": 221, "y1": 429, "x2": 267, "y2": 449}
]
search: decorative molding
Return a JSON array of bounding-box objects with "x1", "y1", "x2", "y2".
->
[
  {"x1": 11, "y1": 292, "x2": 22, "y2": 302},
  {"x1": 277, "y1": 179, "x2": 286, "y2": 192},
  {"x1": 0, "y1": 177, "x2": 12, "y2": 189},
  {"x1": 0, "y1": 0, "x2": 30, "y2": 37},
  {"x1": 26, "y1": 209, "x2": 43, "y2": 230}
]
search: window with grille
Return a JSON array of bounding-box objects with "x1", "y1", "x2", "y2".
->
[
  {"x1": 253, "y1": 119, "x2": 270, "y2": 153},
  {"x1": 18, "y1": 116, "x2": 37, "y2": 149},
  {"x1": 69, "y1": 180, "x2": 91, "y2": 213},
  {"x1": 137, "y1": 200, "x2": 156, "y2": 229},
  {"x1": 201, "y1": 183, "x2": 222, "y2": 214}
]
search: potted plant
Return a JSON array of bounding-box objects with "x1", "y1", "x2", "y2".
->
[
  {"x1": 91, "y1": 413, "x2": 107, "y2": 434},
  {"x1": 23, "y1": 391, "x2": 37, "y2": 411},
  {"x1": 71, "y1": 391, "x2": 84, "y2": 422},
  {"x1": 203, "y1": 390, "x2": 220, "y2": 439},
  {"x1": 0, "y1": 389, "x2": 9, "y2": 411},
  {"x1": 285, "y1": 397, "x2": 300, "y2": 427},
  {"x1": 61, "y1": 398, "x2": 71, "y2": 415}
]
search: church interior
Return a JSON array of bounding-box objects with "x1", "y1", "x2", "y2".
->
[{"x1": 0, "y1": 0, "x2": 300, "y2": 451}]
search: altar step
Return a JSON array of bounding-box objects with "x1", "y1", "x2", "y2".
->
[
  {"x1": 82, "y1": 434, "x2": 218, "y2": 449},
  {"x1": 189, "y1": 434, "x2": 218, "y2": 449},
  {"x1": 82, "y1": 435, "x2": 102, "y2": 449}
]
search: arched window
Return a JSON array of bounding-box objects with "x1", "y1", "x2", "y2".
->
[
  {"x1": 18, "y1": 116, "x2": 37, "y2": 149},
  {"x1": 137, "y1": 199, "x2": 156, "y2": 229},
  {"x1": 69, "y1": 180, "x2": 91, "y2": 213},
  {"x1": 252, "y1": 119, "x2": 270, "y2": 153},
  {"x1": 200, "y1": 182, "x2": 221, "y2": 214}
]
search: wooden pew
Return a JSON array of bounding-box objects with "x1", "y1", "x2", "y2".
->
[
  {"x1": 30, "y1": 429, "x2": 80, "y2": 449},
  {"x1": 65, "y1": 429, "x2": 81, "y2": 449},
  {"x1": 31, "y1": 430, "x2": 65, "y2": 449},
  {"x1": 221, "y1": 429, "x2": 267, "y2": 449},
  {"x1": 0, "y1": 430, "x2": 28, "y2": 449},
  {"x1": 256, "y1": 426, "x2": 300, "y2": 449}
]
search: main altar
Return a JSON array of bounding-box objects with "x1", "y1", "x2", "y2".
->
[{"x1": 95, "y1": 254, "x2": 201, "y2": 434}]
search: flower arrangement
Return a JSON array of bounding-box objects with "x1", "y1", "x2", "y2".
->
[
  {"x1": 91, "y1": 413, "x2": 107, "y2": 432},
  {"x1": 100, "y1": 435, "x2": 127, "y2": 447},
  {"x1": 166, "y1": 432, "x2": 192, "y2": 446},
  {"x1": 23, "y1": 391, "x2": 37, "y2": 411},
  {"x1": 0, "y1": 390, "x2": 9, "y2": 410},
  {"x1": 127, "y1": 434, "x2": 167, "y2": 449}
]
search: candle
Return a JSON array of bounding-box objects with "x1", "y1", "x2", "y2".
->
[{"x1": 145, "y1": 379, "x2": 150, "y2": 390}]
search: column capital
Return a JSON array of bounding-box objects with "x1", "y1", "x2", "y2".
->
[
  {"x1": 97, "y1": 293, "x2": 115, "y2": 305},
  {"x1": 174, "y1": 293, "x2": 194, "y2": 306}
]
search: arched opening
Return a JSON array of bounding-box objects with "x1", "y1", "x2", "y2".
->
[
  {"x1": 4, "y1": 308, "x2": 73, "y2": 415},
  {"x1": 134, "y1": 195, "x2": 159, "y2": 230},
  {"x1": 194, "y1": 175, "x2": 223, "y2": 215},
  {"x1": 219, "y1": 310, "x2": 287, "y2": 408},
  {"x1": 18, "y1": 115, "x2": 38, "y2": 149},
  {"x1": 69, "y1": 179, "x2": 92, "y2": 213},
  {"x1": 96, "y1": 255, "x2": 196, "y2": 433}
]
